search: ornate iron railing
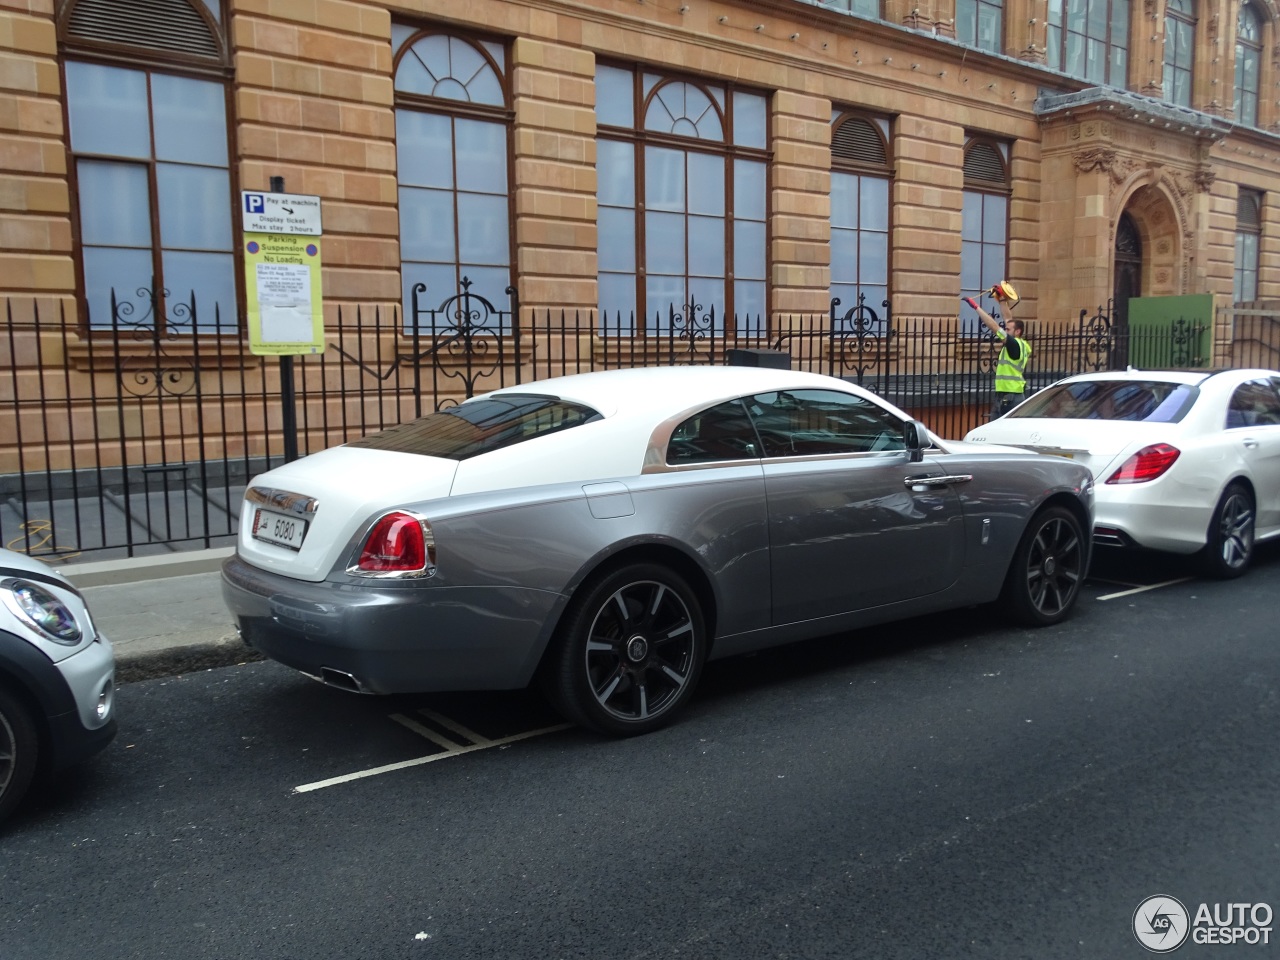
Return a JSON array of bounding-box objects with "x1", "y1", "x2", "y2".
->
[{"x1": 0, "y1": 286, "x2": 1214, "y2": 562}]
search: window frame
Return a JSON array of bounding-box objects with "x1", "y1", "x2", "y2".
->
[
  {"x1": 829, "y1": 111, "x2": 892, "y2": 320},
  {"x1": 58, "y1": 0, "x2": 239, "y2": 335},
  {"x1": 595, "y1": 61, "x2": 771, "y2": 333},
  {"x1": 1234, "y1": 189, "x2": 1263, "y2": 304},
  {"x1": 1046, "y1": 0, "x2": 1131, "y2": 88},
  {"x1": 1163, "y1": 0, "x2": 1196, "y2": 108},
  {"x1": 1235, "y1": 2, "x2": 1264, "y2": 127},
  {"x1": 392, "y1": 27, "x2": 516, "y2": 325},
  {"x1": 955, "y1": 0, "x2": 1004, "y2": 54},
  {"x1": 960, "y1": 138, "x2": 1011, "y2": 337}
]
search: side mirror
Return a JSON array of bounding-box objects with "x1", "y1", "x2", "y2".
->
[{"x1": 904, "y1": 420, "x2": 926, "y2": 462}]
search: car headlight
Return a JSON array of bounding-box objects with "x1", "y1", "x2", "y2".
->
[{"x1": 1, "y1": 578, "x2": 83, "y2": 644}]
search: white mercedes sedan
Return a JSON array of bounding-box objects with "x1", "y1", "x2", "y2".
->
[{"x1": 965, "y1": 368, "x2": 1280, "y2": 577}]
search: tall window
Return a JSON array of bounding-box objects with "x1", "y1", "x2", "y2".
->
[
  {"x1": 1235, "y1": 2, "x2": 1263, "y2": 127},
  {"x1": 61, "y1": 0, "x2": 235, "y2": 331},
  {"x1": 960, "y1": 140, "x2": 1010, "y2": 336},
  {"x1": 393, "y1": 28, "x2": 512, "y2": 318},
  {"x1": 1046, "y1": 0, "x2": 1130, "y2": 87},
  {"x1": 829, "y1": 113, "x2": 890, "y2": 317},
  {"x1": 1163, "y1": 0, "x2": 1196, "y2": 107},
  {"x1": 1234, "y1": 190, "x2": 1263, "y2": 303},
  {"x1": 595, "y1": 64, "x2": 768, "y2": 331},
  {"x1": 956, "y1": 0, "x2": 1004, "y2": 54}
]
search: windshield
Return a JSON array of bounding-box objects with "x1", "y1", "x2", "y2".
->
[
  {"x1": 346, "y1": 394, "x2": 602, "y2": 460},
  {"x1": 1010, "y1": 380, "x2": 1199, "y2": 423}
]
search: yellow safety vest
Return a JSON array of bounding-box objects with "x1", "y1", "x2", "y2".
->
[{"x1": 995, "y1": 334, "x2": 1031, "y2": 394}]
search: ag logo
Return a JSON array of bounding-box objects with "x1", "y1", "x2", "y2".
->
[{"x1": 1134, "y1": 895, "x2": 1190, "y2": 953}]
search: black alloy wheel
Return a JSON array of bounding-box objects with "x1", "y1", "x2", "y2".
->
[
  {"x1": 0, "y1": 685, "x2": 39, "y2": 826},
  {"x1": 1002, "y1": 506, "x2": 1085, "y2": 627},
  {"x1": 1200, "y1": 481, "x2": 1255, "y2": 579},
  {"x1": 546, "y1": 563, "x2": 707, "y2": 737}
]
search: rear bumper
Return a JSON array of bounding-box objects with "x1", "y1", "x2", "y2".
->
[
  {"x1": 221, "y1": 555, "x2": 565, "y2": 694},
  {"x1": 1093, "y1": 496, "x2": 1211, "y2": 555}
]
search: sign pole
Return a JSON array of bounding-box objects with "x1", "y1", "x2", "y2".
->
[{"x1": 269, "y1": 176, "x2": 300, "y2": 463}]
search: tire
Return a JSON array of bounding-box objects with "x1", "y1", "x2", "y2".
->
[
  {"x1": 1200, "y1": 481, "x2": 1255, "y2": 579},
  {"x1": 0, "y1": 685, "x2": 39, "y2": 827},
  {"x1": 1000, "y1": 506, "x2": 1086, "y2": 627},
  {"x1": 545, "y1": 563, "x2": 707, "y2": 737}
]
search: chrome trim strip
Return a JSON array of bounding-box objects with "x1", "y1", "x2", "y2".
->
[
  {"x1": 246, "y1": 486, "x2": 320, "y2": 516},
  {"x1": 903, "y1": 474, "x2": 973, "y2": 487}
]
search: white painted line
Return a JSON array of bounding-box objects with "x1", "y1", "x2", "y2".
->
[
  {"x1": 1096, "y1": 577, "x2": 1193, "y2": 601},
  {"x1": 389, "y1": 713, "x2": 463, "y2": 751},
  {"x1": 292, "y1": 722, "x2": 572, "y2": 794},
  {"x1": 416, "y1": 707, "x2": 492, "y2": 747}
]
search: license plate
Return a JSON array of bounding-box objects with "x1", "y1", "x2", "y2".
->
[{"x1": 252, "y1": 508, "x2": 308, "y2": 551}]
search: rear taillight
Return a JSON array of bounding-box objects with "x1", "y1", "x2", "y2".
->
[
  {"x1": 1105, "y1": 443, "x2": 1180, "y2": 484},
  {"x1": 354, "y1": 511, "x2": 436, "y2": 576}
]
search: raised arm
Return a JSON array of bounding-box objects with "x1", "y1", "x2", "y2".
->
[{"x1": 963, "y1": 297, "x2": 1005, "y2": 337}]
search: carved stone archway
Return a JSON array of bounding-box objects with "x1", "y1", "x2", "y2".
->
[{"x1": 1117, "y1": 180, "x2": 1187, "y2": 298}]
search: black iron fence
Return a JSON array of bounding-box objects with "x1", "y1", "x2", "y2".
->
[{"x1": 1, "y1": 286, "x2": 1222, "y2": 563}]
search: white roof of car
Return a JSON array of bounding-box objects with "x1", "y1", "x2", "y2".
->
[
  {"x1": 1055, "y1": 368, "x2": 1279, "y2": 388},
  {"x1": 483, "y1": 365, "x2": 865, "y2": 418}
]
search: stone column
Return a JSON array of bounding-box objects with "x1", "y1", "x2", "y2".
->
[
  {"x1": 891, "y1": 113, "x2": 964, "y2": 317},
  {"x1": 510, "y1": 38, "x2": 597, "y2": 313},
  {"x1": 770, "y1": 90, "x2": 832, "y2": 316},
  {"x1": 0, "y1": 0, "x2": 73, "y2": 304},
  {"x1": 231, "y1": 0, "x2": 399, "y2": 314}
]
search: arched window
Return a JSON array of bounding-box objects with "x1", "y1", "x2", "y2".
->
[
  {"x1": 1235, "y1": 189, "x2": 1263, "y2": 302},
  {"x1": 955, "y1": 0, "x2": 1003, "y2": 54},
  {"x1": 960, "y1": 140, "x2": 1010, "y2": 336},
  {"x1": 60, "y1": 0, "x2": 235, "y2": 332},
  {"x1": 595, "y1": 63, "x2": 768, "y2": 332},
  {"x1": 1235, "y1": 2, "x2": 1263, "y2": 127},
  {"x1": 393, "y1": 28, "x2": 512, "y2": 318},
  {"x1": 829, "y1": 113, "x2": 891, "y2": 314},
  {"x1": 1046, "y1": 0, "x2": 1130, "y2": 87},
  {"x1": 1163, "y1": 0, "x2": 1196, "y2": 107}
]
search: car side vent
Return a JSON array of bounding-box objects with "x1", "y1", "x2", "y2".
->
[{"x1": 66, "y1": 0, "x2": 221, "y2": 58}]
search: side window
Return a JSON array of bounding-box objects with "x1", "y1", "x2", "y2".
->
[
  {"x1": 745, "y1": 389, "x2": 905, "y2": 457},
  {"x1": 666, "y1": 400, "x2": 761, "y2": 464},
  {"x1": 1227, "y1": 380, "x2": 1280, "y2": 428}
]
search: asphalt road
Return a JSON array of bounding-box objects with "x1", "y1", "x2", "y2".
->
[{"x1": 2, "y1": 547, "x2": 1278, "y2": 960}]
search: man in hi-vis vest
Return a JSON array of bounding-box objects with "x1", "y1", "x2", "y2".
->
[{"x1": 963, "y1": 280, "x2": 1030, "y2": 420}]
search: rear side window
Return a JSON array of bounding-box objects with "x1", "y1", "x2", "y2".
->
[
  {"x1": 1010, "y1": 381, "x2": 1198, "y2": 423},
  {"x1": 667, "y1": 400, "x2": 761, "y2": 464},
  {"x1": 347, "y1": 394, "x2": 601, "y2": 460},
  {"x1": 1227, "y1": 379, "x2": 1280, "y2": 428}
]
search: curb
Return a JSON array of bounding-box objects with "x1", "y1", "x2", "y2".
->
[
  {"x1": 114, "y1": 632, "x2": 265, "y2": 684},
  {"x1": 58, "y1": 547, "x2": 236, "y2": 589}
]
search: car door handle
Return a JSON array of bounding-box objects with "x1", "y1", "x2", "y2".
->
[
  {"x1": 904, "y1": 474, "x2": 973, "y2": 488},
  {"x1": 1242, "y1": 438, "x2": 1260, "y2": 449}
]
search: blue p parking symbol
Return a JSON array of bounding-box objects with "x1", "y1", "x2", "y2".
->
[{"x1": 245, "y1": 193, "x2": 265, "y2": 214}]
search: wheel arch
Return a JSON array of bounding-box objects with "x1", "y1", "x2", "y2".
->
[
  {"x1": 540, "y1": 541, "x2": 720, "y2": 666},
  {"x1": 0, "y1": 667, "x2": 50, "y2": 775}
]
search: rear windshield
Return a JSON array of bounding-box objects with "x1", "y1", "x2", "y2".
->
[
  {"x1": 1010, "y1": 380, "x2": 1199, "y2": 423},
  {"x1": 346, "y1": 394, "x2": 601, "y2": 460}
]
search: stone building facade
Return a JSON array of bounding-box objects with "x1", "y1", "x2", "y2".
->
[{"x1": 2, "y1": 0, "x2": 1279, "y2": 352}]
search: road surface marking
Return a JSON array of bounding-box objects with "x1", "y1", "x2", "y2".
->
[
  {"x1": 1096, "y1": 577, "x2": 1193, "y2": 601},
  {"x1": 292, "y1": 722, "x2": 571, "y2": 794}
]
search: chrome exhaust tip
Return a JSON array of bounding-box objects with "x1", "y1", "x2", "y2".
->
[{"x1": 319, "y1": 667, "x2": 367, "y2": 694}]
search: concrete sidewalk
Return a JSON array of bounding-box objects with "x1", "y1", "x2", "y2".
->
[{"x1": 58, "y1": 547, "x2": 263, "y2": 683}]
